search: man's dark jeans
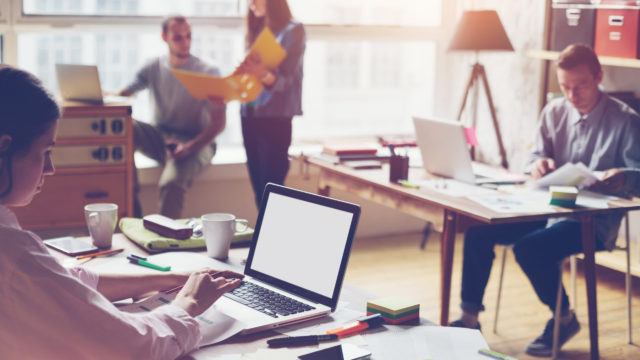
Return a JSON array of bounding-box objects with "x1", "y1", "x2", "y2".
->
[{"x1": 460, "y1": 220, "x2": 603, "y2": 315}]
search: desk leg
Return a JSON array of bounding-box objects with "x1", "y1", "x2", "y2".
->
[
  {"x1": 440, "y1": 210, "x2": 458, "y2": 325},
  {"x1": 317, "y1": 171, "x2": 331, "y2": 197},
  {"x1": 319, "y1": 185, "x2": 330, "y2": 197},
  {"x1": 581, "y1": 215, "x2": 599, "y2": 360}
]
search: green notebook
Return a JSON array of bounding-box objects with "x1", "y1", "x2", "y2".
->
[{"x1": 119, "y1": 217, "x2": 254, "y2": 253}]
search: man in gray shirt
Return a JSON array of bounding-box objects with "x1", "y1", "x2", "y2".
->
[
  {"x1": 120, "y1": 16, "x2": 225, "y2": 218},
  {"x1": 449, "y1": 44, "x2": 640, "y2": 357}
]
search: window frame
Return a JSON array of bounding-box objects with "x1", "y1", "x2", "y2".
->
[{"x1": 5, "y1": 0, "x2": 455, "y2": 143}]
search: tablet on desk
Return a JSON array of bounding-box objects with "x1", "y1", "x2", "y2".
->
[{"x1": 44, "y1": 237, "x2": 99, "y2": 256}]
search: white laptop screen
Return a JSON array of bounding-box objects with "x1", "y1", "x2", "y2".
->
[{"x1": 249, "y1": 192, "x2": 354, "y2": 298}]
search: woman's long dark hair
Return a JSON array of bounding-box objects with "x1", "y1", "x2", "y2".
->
[
  {"x1": 0, "y1": 66, "x2": 60, "y2": 197},
  {"x1": 246, "y1": 0, "x2": 293, "y2": 48}
]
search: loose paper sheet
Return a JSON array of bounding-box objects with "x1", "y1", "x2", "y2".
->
[
  {"x1": 365, "y1": 326, "x2": 488, "y2": 360},
  {"x1": 533, "y1": 162, "x2": 602, "y2": 188},
  {"x1": 121, "y1": 291, "x2": 245, "y2": 347}
]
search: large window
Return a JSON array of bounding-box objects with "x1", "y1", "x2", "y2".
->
[
  {"x1": 290, "y1": 0, "x2": 441, "y2": 27},
  {"x1": 7, "y1": 0, "x2": 445, "y2": 146},
  {"x1": 22, "y1": 0, "x2": 245, "y2": 17}
]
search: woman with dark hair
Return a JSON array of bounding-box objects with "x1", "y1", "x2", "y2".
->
[
  {"x1": 238, "y1": 0, "x2": 306, "y2": 206},
  {"x1": 0, "y1": 66, "x2": 242, "y2": 359}
]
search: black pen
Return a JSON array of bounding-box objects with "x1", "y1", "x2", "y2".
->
[{"x1": 267, "y1": 334, "x2": 338, "y2": 348}]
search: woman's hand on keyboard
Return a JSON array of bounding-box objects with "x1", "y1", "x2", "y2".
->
[{"x1": 172, "y1": 270, "x2": 242, "y2": 317}]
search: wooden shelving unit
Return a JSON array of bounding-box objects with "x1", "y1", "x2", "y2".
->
[{"x1": 527, "y1": 49, "x2": 640, "y2": 69}]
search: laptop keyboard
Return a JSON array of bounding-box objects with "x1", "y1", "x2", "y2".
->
[{"x1": 223, "y1": 281, "x2": 315, "y2": 318}]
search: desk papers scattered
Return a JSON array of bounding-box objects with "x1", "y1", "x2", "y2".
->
[
  {"x1": 576, "y1": 190, "x2": 620, "y2": 209},
  {"x1": 533, "y1": 162, "x2": 602, "y2": 188},
  {"x1": 468, "y1": 187, "x2": 619, "y2": 213},
  {"x1": 365, "y1": 325, "x2": 488, "y2": 360},
  {"x1": 197, "y1": 306, "x2": 247, "y2": 347},
  {"x1": 417, "y1": 179, "x2": 495, "y2": 197},
  {"x1": 468, "y1": 192, "x2": 555, "y2": 213},
  {"x1": 120, "y1": 291, "x2": 245, "y2": 347}
]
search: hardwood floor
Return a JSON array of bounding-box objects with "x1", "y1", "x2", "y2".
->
[{"x1": 344, "y1": 231, "x2": 640, "y2": 360}]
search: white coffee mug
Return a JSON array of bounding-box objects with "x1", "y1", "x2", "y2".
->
[
  {"x1": 201, "y1": 213, "x2": 249, "y2": 260},
  {"x1": 84, "y1": 203, "x2": 118, "y2": 249}
]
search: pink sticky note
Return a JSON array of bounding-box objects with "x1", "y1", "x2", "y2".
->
[{"x1": 464, "y1": 127, "x2": 479, "y2": 147}]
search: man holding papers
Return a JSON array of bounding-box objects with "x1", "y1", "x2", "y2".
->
[
  {"x1": 119, "y1": 16, "x2": 226, "y2": 218},
  {"x1": 450, "y1": 44, "x2": 640, "y2": 357}
]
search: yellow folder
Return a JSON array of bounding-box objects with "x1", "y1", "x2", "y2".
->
[
  {"x1": 249, "y1": 27, "x2": 287, "y2": 69},
  {"x1": 171, "y1": 28, "x2": 286, "y2": 103},
  {"x1": 171, "y1": 69, "x2": 263, "y2": 103}
]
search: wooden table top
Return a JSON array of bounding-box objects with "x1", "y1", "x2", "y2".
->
[{"x1": 304, "y1": 156, "x2": 640, "y2": 224}]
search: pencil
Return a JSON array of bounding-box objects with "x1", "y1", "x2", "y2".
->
[{"x1": 76, "y1": 248, "x2": 124, "y2": 260}]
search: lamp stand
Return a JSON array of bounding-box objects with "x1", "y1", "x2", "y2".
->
[{"x1": 456, "y1": 62, "x2": 509, "y2": 169}]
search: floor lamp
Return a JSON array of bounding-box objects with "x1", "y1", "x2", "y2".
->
[{"x1": 449, "y1": 10, "x2": 514, "y2": 169}]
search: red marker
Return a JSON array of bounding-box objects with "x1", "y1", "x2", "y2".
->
[{"x1": 325, "y1": 313, "x2": 384, "y2": 338}]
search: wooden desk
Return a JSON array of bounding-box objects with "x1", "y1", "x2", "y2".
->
[
  {"x1": 303, "y1": 155, "x2": 640, "y2": 360},
  {"x1": 50, "y1": 235, "x2": 478, "y2": 359}
]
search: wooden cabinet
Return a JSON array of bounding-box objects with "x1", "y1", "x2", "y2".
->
[{"x1": 14, "y1": 101, "x2": 134, "y2": 230}]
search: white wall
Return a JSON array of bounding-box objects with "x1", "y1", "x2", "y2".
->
[{"x1": 436, "y1": 0, "x2": 546, "y2": 172}]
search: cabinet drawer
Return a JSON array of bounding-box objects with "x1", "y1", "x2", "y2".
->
[
  {"x1": 58, "y1": 116, "x2": 128, "y2": 138},
  {"x1": 14, "y1": 172, "x2": 127, "y2": 229},
  {"x1": 53, "y1": 145, "x2": 128, "y2": 167}
]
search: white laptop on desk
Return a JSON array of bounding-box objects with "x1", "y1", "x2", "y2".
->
[
  {"x1": 412, "y1": 116, "x2": 526, "y2": 185},
  {"x1": 216, "y1": 183, "x2": 361, "y2": 334},
  {"x1": 55, "y1": 64, "x2": 128, "y2": 104}
]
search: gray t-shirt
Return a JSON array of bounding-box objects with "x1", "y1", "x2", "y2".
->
[{"x1": 123, "y1": 55, "x2": 225, "y2": 137}]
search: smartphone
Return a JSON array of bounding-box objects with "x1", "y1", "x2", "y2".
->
[
  {"x1": 43, "y1": 236, "x2": 99, "y2": 256},
  {"x1": 298, "y1": 344, "x2": 371, "y2": 360}
]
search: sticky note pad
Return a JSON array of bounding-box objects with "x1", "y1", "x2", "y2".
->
[
  {"x1": 366, "y1": 297, "x2": 420, "y2": 324},
  {"x1": 549, "y1": 186, "x2": 578, "y2": 207}
]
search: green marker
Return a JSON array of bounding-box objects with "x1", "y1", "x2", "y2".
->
[
  {"x1": 398, "y1": 180, "x2": 420, "y2": 189},
  {"x1": 127, "y1": 254, "x2": 171, "y2": 272},
  {"x1": 478, "y1": 349, "x2": 518, "y2": 360}
]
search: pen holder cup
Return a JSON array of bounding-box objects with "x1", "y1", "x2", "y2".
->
[{"x1": 389, "y1": 155, "x2": 409, "y2": 183}]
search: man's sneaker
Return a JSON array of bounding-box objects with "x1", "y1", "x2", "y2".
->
[
  {"x1": 526, "y1": 312, "x2": 580, "y2": 357},
  {"x1": 449, "y1": 318, "x2": 482, "y2": 331}
]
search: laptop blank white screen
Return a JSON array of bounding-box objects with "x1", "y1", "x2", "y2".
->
[{"x1": 250, "y1": 192, "x2": 354, "y2": 298}]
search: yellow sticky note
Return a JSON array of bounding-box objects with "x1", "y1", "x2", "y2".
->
[{"x1": 249, "y1": 28, "x2": 287, "y2": 69}]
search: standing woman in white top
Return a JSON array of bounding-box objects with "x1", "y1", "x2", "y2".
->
[{"x1": 0, "y1": 66, "x2": 242, "y2": 359}]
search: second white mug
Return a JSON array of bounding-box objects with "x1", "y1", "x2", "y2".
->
[
  {"x1": 201, "y1": 213, "x2": 248, "y2": 260},
  {"x1": 84, "y1": 203, "x2": 118, "y2": 249}
]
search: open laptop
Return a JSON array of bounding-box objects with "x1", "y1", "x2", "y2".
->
[
  {"x1": 412, "y1": 116, "x2": 526, "y2": 185},
  {"x1": 216, "y1": 183, "x2": 361, "y2": 334},
  {"x1": 55, "y1": 64, "x2": 128, "y2": 104}
]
